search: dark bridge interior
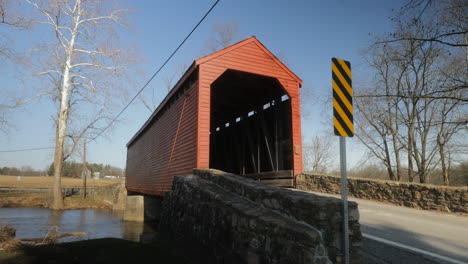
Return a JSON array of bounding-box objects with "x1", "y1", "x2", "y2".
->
[{"x1": 210, "y1": 69, "x2": 293, "y2": 179}]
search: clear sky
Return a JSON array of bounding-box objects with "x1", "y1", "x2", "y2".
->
[{"x1": 0, "y1": 0, "x2": 405, "y2": 171}]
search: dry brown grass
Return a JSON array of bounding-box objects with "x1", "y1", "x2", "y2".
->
[
  {"x1": 0, "y1": 176, "x2": 123, "y2": 209},
  {"x1": 0, "y1": 226, "x2": 16, "y2": 242},
  {"x1": 0, "y1": 176, "x2": 119, "y2": 189},
  {"x1": 0, "y1": 226, "x2": 20, "y2": 252},
  {"x1": 0, "y1": 195, "x2": 50, "y2": 208},
  {"x1": 0, "y1": 239, "x2": 21, "y2": 252},
  {"x1": 63, "y1": 195, "x2": 112, "y2": 209}
]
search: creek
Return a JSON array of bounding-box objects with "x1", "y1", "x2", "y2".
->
[{"x1": 0, "y1": 208, "x2": 155, "y2": 243}]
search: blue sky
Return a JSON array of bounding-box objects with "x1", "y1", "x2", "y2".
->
[{"x1": 0, "y1": 0, "x2": 405, "y2": 170}]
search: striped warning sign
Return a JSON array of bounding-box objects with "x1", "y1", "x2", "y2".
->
[{"x1": 332, "y1": 58, "x2": 353, "y2": 137}]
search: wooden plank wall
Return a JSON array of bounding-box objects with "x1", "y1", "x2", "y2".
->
[
  {"x1": 197, "y1": 40, "x2": 303, "y2": 176},
  {"x1": 125, "y1": 37, "x2": 302, "y2": 197},
  {"x1": 126, "y1": 80, "x2": 199, "y2": 196}
]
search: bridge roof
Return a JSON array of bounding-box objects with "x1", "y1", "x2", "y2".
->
[{"x1": 127, "y1": 36, "x2": 301, "y2": 147}]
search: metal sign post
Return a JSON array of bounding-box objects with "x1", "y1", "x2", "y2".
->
[
  {"x1": 332, "y1": 57, "x2": 353, "y2": 264},
  {"x1": 340, "y1": 136, "x2": 349, "y2": 264}
]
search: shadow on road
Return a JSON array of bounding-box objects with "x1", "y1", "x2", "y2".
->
[{"x1": 361, "y1": 224, "x2": 467, "y2": 264}]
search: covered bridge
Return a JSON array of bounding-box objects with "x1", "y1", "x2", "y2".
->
[{"x1": 126, "y1": 36, "x2": 303, "y2": 196}]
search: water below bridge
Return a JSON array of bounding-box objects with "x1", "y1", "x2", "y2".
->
[{"x1": 0, "y1": 208, "x2": 155, "y2": 243}]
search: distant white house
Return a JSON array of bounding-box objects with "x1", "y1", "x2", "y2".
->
[{"x1": 104, "y1": 175, "x2": 118, "y2": 179}]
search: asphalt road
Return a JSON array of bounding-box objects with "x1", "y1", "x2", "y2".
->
[{"x1": 298, "y1": 190, "x2": 468, "y2": 264}]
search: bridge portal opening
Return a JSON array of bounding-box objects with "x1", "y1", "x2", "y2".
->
[{"x1": 210, "y1": 69, "x2": 293, "y2": 179}]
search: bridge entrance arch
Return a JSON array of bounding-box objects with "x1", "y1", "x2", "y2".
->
[{"x1": 209, "y1": 69, "x2": 293, "y2": 180}]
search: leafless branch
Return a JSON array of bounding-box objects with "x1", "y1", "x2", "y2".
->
[
  {"x1": 376, "y1": 31, "x2": 468, "y2": 47},
  {"x1": 355, "y1": 93, "x2": 468, "y2": 102}
]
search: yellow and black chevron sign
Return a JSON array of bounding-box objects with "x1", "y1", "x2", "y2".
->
[{"x1": 332, "y1": 58, "x2": 354, "y2": 137}]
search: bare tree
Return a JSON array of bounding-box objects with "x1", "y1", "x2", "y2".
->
[
  {"x1": 383, "y1": 0, "x2": 467, "y2": 48},
  {"x1": 0, "y1": 0, "x2": 30, "y2": 132},
  {"x1": 139, "y1": 75, "x2": 173, "y2": 113},
  {"x1": 390, "y1": 0, "x2": 467, "y2": 183},
  {"x1": 303, "y1": 135, "x2": 333, "y2": 173},
  {"x1": 23, "y1": 0, "x2": 137, "y2": 209},
  {"x1": 384, "y1": 0, "x2": 467, "y2": 99},
  {"x1": 361, "y1": 33, "x2": 445, "y2": 183},
  {"x1": 355, "y1": 45, "x2": 405, "y2": 181},
  {"x1": 400, "y1": 36, "x2": 442, "y2": 183},
  {"x1": 0, "y1": 106, "x2": 9, "y2": 133},
  {"x1": 141, "y1": 63, "x2": 188, "y2": 113},
  {"x1": 0, "y1": 0, "x2": 29, "y2": 55},
  {"x1": 357, "y1": 0, "x2": 467, "y2": 184},
  {"x1": 205, "y1": 21, "x2": 240, "y2": 53},
  {"x1": 435, "y1": 54, "x2": 467, "y2": 185}
]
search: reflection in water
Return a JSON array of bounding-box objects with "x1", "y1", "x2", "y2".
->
[
  {"x1": 0, "y1": 208, "x2": 155, "y2": 243},
  {"x1": 48, "y1": 210, "x2": 63, "y2": 230}
]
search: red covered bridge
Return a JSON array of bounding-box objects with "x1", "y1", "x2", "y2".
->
[{"x1": 126, "y1": 37, "x2": 303, "y2": 196}]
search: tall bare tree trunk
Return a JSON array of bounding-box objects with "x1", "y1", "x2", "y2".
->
[
  {"x1": 407, "y1": 125, "x2": 415, "y2": 182},
  {"x1": 51, "y1": 83, "x2": 70, "y2": 209},
  {"x1": 438, "y1": 132, "x2": 449, "y2": 185},
  {"x1": 51, "y1": 50, "x2": 74, "y2": 209},
  {"x1": 393, "y1": 134, "x2": 402, "y2": 181},
  {"x1": 51, "y1": 120, "x2": 65, "y2": 209},
  {"x1": 23, "y1": 0, "x2": 136, "y2": 208},
  {"x1": 82, "y1": 141, "x2": 87, "y2": 198},
  {"x1": 383, "y1": 138, "x2": 395, "y2": 181},
  {"x1": 418, "y1": 144, "x2": 427, "y2": 184},
  {"x1": 50, "y1": 6, "x2": 78, "y2": 209},
  {"x1": 440, "y1": 146, "x2": 449, "y2": 186}
]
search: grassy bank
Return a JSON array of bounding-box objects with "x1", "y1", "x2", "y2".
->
[
  {"x1": 0, "y1": 238, "x2": 190, "y2": 264},
  {"x1": 0, "y1": 192, "x2": 50, "y2": 208},
  {"x1": 0, "y1": 176, "x2": 123, "y2": 209}
]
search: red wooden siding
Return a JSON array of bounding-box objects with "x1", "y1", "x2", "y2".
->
[
  {"x1": 126, "y1": 80, "x2": 199, "y2": 196},
  {"x1": 126, "y1": 36, "x2": 303, "y2": 196},
  {"x1": 196, "y1": 38, "x2": 303, "y2": 176}
]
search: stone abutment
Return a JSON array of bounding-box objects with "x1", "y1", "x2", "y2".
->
[{"x1": 158, "y1": 169, "x2": 361, "y2": 264}]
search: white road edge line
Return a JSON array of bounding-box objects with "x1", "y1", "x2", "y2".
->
[{"x1": 362, "y1": 233, "x2": 466, "y2": 264}]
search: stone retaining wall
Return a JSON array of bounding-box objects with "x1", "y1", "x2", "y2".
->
[
  {"x1": 159, "y1": 169, "x2": 362, "y2": 264},
  {"x1": 296, "y1": 173, "x2": 468, "y2": 214}
]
